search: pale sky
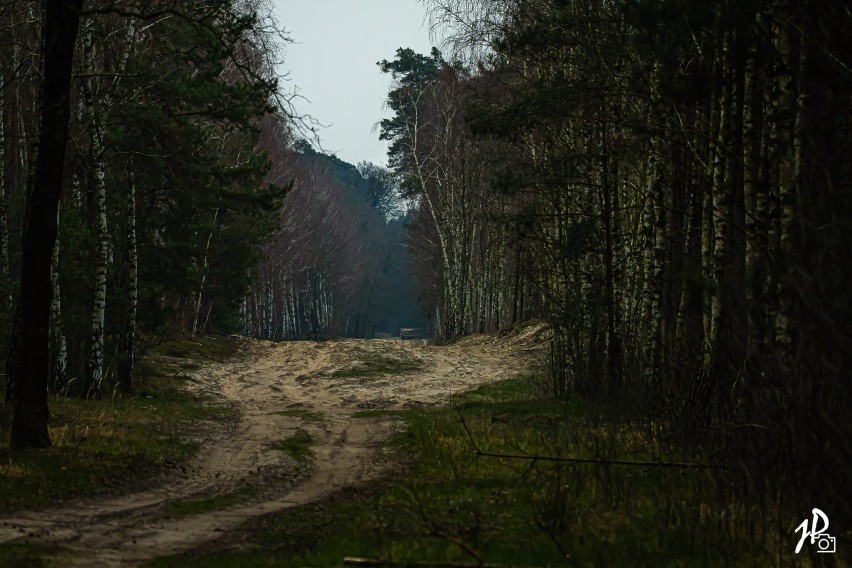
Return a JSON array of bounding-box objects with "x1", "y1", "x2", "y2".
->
[{"x1": 273, "y1": 1, "x2": 439, "y2": 167}]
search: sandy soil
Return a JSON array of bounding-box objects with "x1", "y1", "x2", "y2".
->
[{"x1": 0, "y1": 326, "x2": 547, "y2": 566}]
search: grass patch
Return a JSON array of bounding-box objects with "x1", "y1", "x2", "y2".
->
[
  {"x1": 145, "y1": 334, "x2": 243, "y2": 363},
  {"x1": 163, "y1": 484, "x2": 259, "y2": 518},
  {"x1": 0, "y1": 543, "x2": 66, "y2": 567},
  {"x1": 272, "y1": 409, "x2": 326, "y2": 423},
  {"x1": 350, "y1": 409, "x2": 405, "y2": 419},
  {"x1": 0, "y1": 337, "x2": 238, "y2": 512},
  {"x1": 135, "y1": 334, "x2": 243, "y2": 381},
  {"x1": 269, "y1": 430, "x2": 313, "y2": 463},
  {"x1": 149, "y1": 376, "x2": 796, "y2": 567},
  {"x1": 331, "y1": 355, "x2": 423, "y2": 379}
]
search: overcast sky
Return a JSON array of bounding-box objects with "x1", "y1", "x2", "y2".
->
[{"x1": 273, "y1": 1, "x2": 439, "y2": 167}]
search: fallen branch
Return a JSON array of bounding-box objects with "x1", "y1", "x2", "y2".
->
[
  {"x1": 471, "y1": 449, "x2": 734, "y2": 471},
  {"x1": 343, "y1": 558, "x2": 537, "y2": 568},
  {"x1": 459, "y1": 415, "x2": 733, "y2": 471}
]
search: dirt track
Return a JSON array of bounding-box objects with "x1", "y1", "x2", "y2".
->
[{"x1": 0, "y1": 327, "x2": 546, "y2": 565}]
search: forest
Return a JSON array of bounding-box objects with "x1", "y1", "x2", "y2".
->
[
  {"x1": 0, "y1": 0, "x2": 849, "y2": 565},
  {"x1": 383, "y1": 0, "x2": 851, "y2": 534},
  {"x1": 0, "y1": 0, "x2": 423, "y2": 430}
]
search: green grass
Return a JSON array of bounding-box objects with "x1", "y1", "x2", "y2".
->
[
  {"x1": 147, "y1": 334, "x2": 243, "y2": 362},
  {"x1": 350, "y1": 409, "x2": 405, "y2": 419},
  {"x1": 135, "y1": 334, "x2": 243, "y2": 381},
  {"x1": 0, "y1": 337, "x2": 238, "y2": 512},
  {"x1": 147, "y1": 374, "x2": 793, "y2": 567},
  {"x1": 272, "y1": 408, "x2": 326, "y2": 423},
  {"x1": 330, "y1": 355, "x2": 423, "y2": 379},
  {"x1": 0, "y1": 543, "x2": 69, "y2": 567},
  {"x1": 269, "y1": 430, "x2": 313, "y2": 463},
  {"x1": 162, "y1": 484, "x2": 259, "y2": 518}
]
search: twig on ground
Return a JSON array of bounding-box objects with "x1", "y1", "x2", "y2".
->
[
  {"x1": 459, "y1": 415, "x2": 733, "y2": 471},
  {"x1": 343, "y1": 558, "x2": 537, "y2": 567}
]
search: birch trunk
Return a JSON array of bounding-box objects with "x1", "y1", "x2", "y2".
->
[
  {"x1": 0, "y1": 74, "x2": 9, "y2": 307},
  {"x1": 118, "y1": 165, "x2": 137, "y2": 391},
  {"x1": 763, "y1": 19, "x2": 782, "y2": 349},
  {"x1": 602, "y1": 140, "x2": 622, "y2": 393},
  {"x1": 192, "y1": 208, "x2": 219, "y2": 336},
  {"x1": 639, "y1": 66, "x2": 665, "y2": 387},
  {"x1": 708, "y1": 32, "x2": 733, "y2": 366},
  {"x1": 50, "y1": 207, "x2": 69, "y2": 393},
  {"x1": 773, "y1": 9, "x2": 802, "y2": 353},
  {"x1": 743, "y1": 23, "x2": 767, "y2": 377},
  {"x1": 83, "y1": 25, "x2": 109, "y2": 398}
]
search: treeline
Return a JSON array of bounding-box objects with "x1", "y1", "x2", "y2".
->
[
  {"x1": 378, "y1": 48, "x2": 542, "y2": 340},
  {"x1": 382, "y1": 0, "x2": 851, "y2": 529},
  {"x1": 0, "y1": 0, "x2": 290, "y2": 408},
  {"x1": 245, "y1": 143, "x2": 427, "y2": 340}
]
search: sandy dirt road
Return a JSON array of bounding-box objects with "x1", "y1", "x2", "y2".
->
[{"x1": 0, "y1": 327, "x2": 546, "y2": 565}]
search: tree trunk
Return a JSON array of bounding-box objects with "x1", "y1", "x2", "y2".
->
[
  {"x1": 743, "y1": 21, "x2": 767, "y2": 381},
  {"x1": 118, "y1": 164, "x2": 137, "y2": 391},
  {"x1": 50, "y1": 207, "x2": 68, "y2": 393},
  {"x1": 709, "y1": 32, "x2": 733, "y2": 368},
  {"x1": 641, "y1": 129, "x2": 665, "y2": 389},
  {"x1": 0, "y1": 73, "x2": 9, "y2": 308},
  {"x1": 773, "y1": 7, "x2": 802, "y2": 354},
  {"x1": 83, "y1": 24, "x2": 108, "y2": 399},
  {"x1": 602, "y1": 137, "x2": 622, "y2": 394},
  {"x1": 9, "y1": 0, "x2": 84, "y2": 449},
  {"x1": 192, "y1": 208, "x2": 219, "y2": 336}
]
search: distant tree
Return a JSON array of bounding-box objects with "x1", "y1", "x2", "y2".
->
[
  {"x1": 378, "y1": 48, "x2": 444, "y2": 174},
  {"x1": 379, "y1": 48, "x2": 535, "y2": 340},
  {"x1": 244, "y1": 146, "x2": 426, "y2": 341}
]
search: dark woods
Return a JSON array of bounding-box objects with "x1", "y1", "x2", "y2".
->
[
  {"x1": 379, "y1": 0, "x2": 851, "y2": 537},
  {"x1": 0, "y1": 0, "x2": 849, "y2": 554},
  {"x1": 0, "y1": 0, "x2": 292, "y2": 445}
]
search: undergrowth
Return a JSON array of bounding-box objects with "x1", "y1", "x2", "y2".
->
[
  {"x1": 0, "y1": 543, "x2": 65, "y2": 567},
  {"x1": 0, "y1": 335, "x2": 239, "y2": 512},
  {"x1": 148, "y1": 374, "x2": 811, "y2": 567}
]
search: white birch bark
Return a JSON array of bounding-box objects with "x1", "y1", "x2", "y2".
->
[
  {"x1": 193, "y1": 208, "x2": 219, "y2": 336},
  {"x1": 773, "y1": 10, "x2": 801, "y2": 352},
  {"x1": 119, "y1": 165, "x2": 138, "y2": 390},
  {"x1": 82, "y1": 25, "x2": 109, "y2": 397},
  {"x1": 708, "y1": 32, "x2": 732, "y2": 364},
  {"x1": 50, "y1": 206, "x2": 69, "y2": 393},
  {"x1": 83, "y1": 18, "x2": 138, "y2": 395},
  {"x1": 0, "y1": 73, "x2": 9, "y2": 302}
]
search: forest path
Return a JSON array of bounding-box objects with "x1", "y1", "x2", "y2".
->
[{"x1": 0, "y1": 326, "x2": 546, "y2": 566}]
